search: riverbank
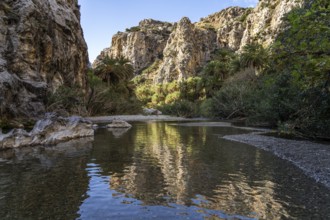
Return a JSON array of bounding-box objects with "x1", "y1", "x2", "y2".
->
[
  {"x1": 223, "y1": 132, "x2": 330, "y2": 189},
  {"x1": 86, "y1": 115, "x2": 205, "y2": 123}
]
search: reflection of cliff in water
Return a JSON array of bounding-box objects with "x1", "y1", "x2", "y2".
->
[
  {"x1": 0, "y1": 138, "x2": 93, "y2": 220},
  {"x1": 101, "y1": 123, "x2": 329, "y2": 219}
]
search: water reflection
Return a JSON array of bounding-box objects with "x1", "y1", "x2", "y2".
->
[
  {"x1": 107, "y1": 127, "x2": 131, "y2": 138},
  {"x1": 87, "y1": 122, "x2": 330, "y2": 219},
  {"x1": 0, "y1": 138, "x2": 93, "y2": 220},
  {"x1": 1, "y1": 123, "x2": 330, "y2": 219}
]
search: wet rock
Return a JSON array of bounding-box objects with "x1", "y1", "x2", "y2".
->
[
  {"x1": 0, "y1": 113, "x2": 94, "y2": 149},
  {"x1": 107, "y1": 120, "x2": 132, "y2": 128}
]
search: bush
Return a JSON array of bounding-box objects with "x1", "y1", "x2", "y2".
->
[
  {"x1": 87, "y1": 71, "x2": 142, "y2": 116},
  {"x1": 165, "y1": 91, "x2": 181, "y2": 104},
  {"x1": 204, "y1": 69, "x2": 257, "y2": 119},
  {"x1": 160, "y1": 100, "x2": 198, "y2": 118},
  {"x1": 126, "y1": 26, "x2": 141, "y2": 32},
  {"x1": 46, "y1": 85, "x2": 87, "y2": 116}
]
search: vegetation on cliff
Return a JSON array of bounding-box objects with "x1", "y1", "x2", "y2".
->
[{"x1": 205, "y1": 0, "x2": 330, "y2": 138}]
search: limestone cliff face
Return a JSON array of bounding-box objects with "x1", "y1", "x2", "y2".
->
[
  {"x1": 95, "y1": 0, "x2": 304, "y2": 84},
  {"x1": 0, "y1": 0, "x2": 88, "y2": 118},
  {"x1": 240, "y1": 0, "x2": 303, "y2": 48},
  {"x1": 93, "y1": 19, "x2": 173, "y2": 72},
  {"x1": 155, "y1": 17, "x2": 217, "y2": 83}
]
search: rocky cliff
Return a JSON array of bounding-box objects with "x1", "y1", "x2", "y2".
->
[
  {"x1": 94, "y1": 0, "x2": 304, "y2": 84},
  {"x1": 155, "y1": 17, "x2": 217, "y2": 83},
  {"x1": 0, "y1": 0, "x2": 88, "y2": 118},
  {"x1": 93, "y1": 19, "x2": 173, "y2": 72}
]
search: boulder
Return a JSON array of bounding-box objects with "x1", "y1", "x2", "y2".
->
[
  {"x1": 107, "y1": 120, "x2": 132, "y2": 128},
  {"x1": 0, "y1": 113, "x2": 94, "y2": 149}
]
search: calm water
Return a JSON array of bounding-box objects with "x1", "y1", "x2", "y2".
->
[{"x1": 0, "y1": 122, "x2": 329, "y2": 220}]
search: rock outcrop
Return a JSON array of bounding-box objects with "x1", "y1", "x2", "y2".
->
[
  {"x1": 155, "y1": 17, "x2": 217, "y2": 83},
  {"x1": 0, "y1": 0, "x2": 88, "y2": 118},
  {"x1": 0, "y1": 113, "x2": 94, "y2": 149},
  {"x1": 93, "y1": 19, "x2": 173, "y2": 73},
  {"x1": 94, "y1": 0, "x2": 304, "y2": 84},
  {"x1": 239, "y1": 0, "x2": 303, "y2": 49}
]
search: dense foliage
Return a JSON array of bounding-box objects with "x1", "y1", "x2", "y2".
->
[
  {"x1": 206, "y1": 0, "x2": 330, "y2": 138},
  {"x1": 46, "y1": 56, "x2": 142, "y2": 116},
  {"x1": 265, "y1": 0, "x2": 330, "y2": 137}
]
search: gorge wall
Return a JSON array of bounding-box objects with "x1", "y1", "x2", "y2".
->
[
  {"x1": 0, "y1": 0, "x2": 88, "y2": 118},
  {"x1": 94, "y1": 0, "x2": 303, "y2": 84}
]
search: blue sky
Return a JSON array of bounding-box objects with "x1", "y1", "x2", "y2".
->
[{"x1": 79, "y1": 0, "x2": 258, "y2": 62}]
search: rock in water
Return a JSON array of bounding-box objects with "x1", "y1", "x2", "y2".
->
[
  {"x1": 107, "y1": 120, "x2": 132, "y2": 128},
  {"x1": 0, "y1": 0, "x2": 88, "y2": 118},
  {"x1": 0, "y1": 113, "x2": 94, "y2": 149}
]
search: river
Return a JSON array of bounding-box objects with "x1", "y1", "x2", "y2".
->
[{"x1": 0, "y1": 122, "x2": 329, "y2": 219}]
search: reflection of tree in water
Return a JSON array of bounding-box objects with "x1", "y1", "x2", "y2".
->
[
  {"x1": 0, "y1": 138, "x2": 92, "y2": 220},
  {"x1": 95, "y1": 123, "x2": 330, "y2": 219}
]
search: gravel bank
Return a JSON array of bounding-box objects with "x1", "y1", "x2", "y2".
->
[{"x1": 223, "y1": 132, "x2": 330, "y2": 189}]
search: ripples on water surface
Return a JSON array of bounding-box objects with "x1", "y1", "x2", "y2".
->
[{"x1": 0, "y1": 122, "x2": 329, "y2": 219}]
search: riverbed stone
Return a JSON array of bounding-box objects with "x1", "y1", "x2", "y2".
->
[
  {"x1": 107, "y1": 120, "x2": 132, "y2": 128},
  {"x1": 0, "y1": 113, "x2": 94, "y2": 149}
]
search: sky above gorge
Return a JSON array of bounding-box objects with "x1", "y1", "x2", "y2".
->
[{"x1": 79, "y1": 0, "x2": 259, "y2": 62}]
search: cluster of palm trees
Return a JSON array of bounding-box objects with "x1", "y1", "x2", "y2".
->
[
  {"x1": 201, "y1": 43, "x2": 270, "y2": 97},
  {"x1": 94, "y1": 55, "x2": 134, "y2": 86}
]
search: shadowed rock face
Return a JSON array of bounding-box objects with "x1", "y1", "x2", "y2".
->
[{"x1": 0, "y1": 0, "x2": 88, "y2": 118}]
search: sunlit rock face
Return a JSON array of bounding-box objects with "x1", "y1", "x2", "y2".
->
[
  {"x1": 155, "y1": 17, "x2": 217, "y2": 83},
  {"x1": 197, "y1": 6, "x2": 248, "y2": 50},
  {"x1": 93, "y1": 19, "x2": 173, "y2": 73},
  {"x1": 239, "y1": 0, "x2": 303, "y2": 49},
  {"x1": 0, "y1": 0, "x2": 88, "y2": 118},
  {"x1": 94, "y1": 0, "x2": 304, "y2": 84}
]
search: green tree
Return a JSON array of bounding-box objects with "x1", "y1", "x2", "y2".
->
[
  {"x1": 94, "y1": 56, "x2": 134, "y2": 86},
  {"x1": 240, "y1": 43, "x2": 269, "y2": 74},
  {"x1": 255, "y1": 0, "x2": 330, "y2": 137}
]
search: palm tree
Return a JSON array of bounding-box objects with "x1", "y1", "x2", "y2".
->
[
  {"x1": 94, "y1": 56, "x2": 134, "y2": 86},
  {"x1": 240, "y1": 43, "x2": 269, "y2": 74}
]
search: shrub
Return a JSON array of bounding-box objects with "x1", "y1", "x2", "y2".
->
[
  {"x1": 46, "y1": 85, "x2": 87, "y2": 116},
  {"x1": 160, "y1": 100, "x2": 198, "y2": 118},
  {"x1": 204, "y1": 69, "x2": 257, "y2": 119},
  {"x1": 126, "y1": 26, "x2": 141, "y2": 32},
  {"x1": 165, "y1": 91, "x2": 181, "y2": 104}
]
